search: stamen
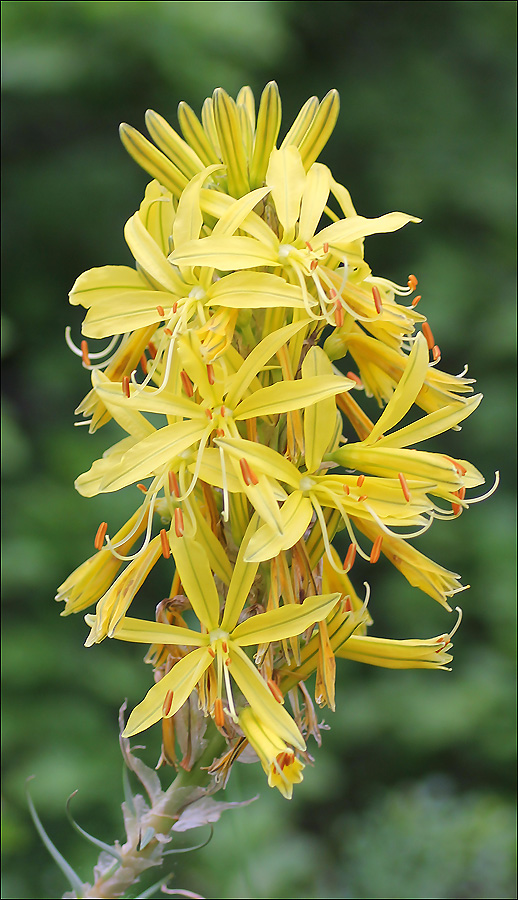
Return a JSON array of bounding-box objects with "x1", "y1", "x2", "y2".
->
[
  {"x1": 163, "y1": 327, "x2": 173, "y2": 337},
  {"x1": 310, "y1": 259, "x2": 318, "y2": 271},
  {"x1": 148, "y1": 342, "x2": 157, "y2": 359},
  {"x1": 443, "y1": 455, "x2": 467, "y2": 476},
  {"x1": 411, "y1": 294, "x2": 422, "y2": 308},
  {"x1": 268, "y1": 679, "x2": 284, "y2": 703},
  {"x1": 421, "y1": 322, "x2": 435, "y2": 351},
  {"x1": 239, "y1": 457, "x2": 259, "y2": 486},
  {"x1": 205, "y1": 408, "x2": 213, "y2": 419},
  {"x1": 408, "y1": 274, "x2": 418, "y2": 291},
  {"x1": 214, "y1": 699, "x2": 225, "y2": 728},
  {"x1": 342, "y1": 595, "x2": 353, "y2": 612},
  {"x1": 172, "y1": 302, "x2": 178, "y2": 313},
  {"x1": 343, "y1": 542, "x2": 356, "y2": 573},
  {"x1": 222, "y1": 641, "x2": 228, "y2": 653},
  {"x1": 220, "y1": 406, "x2": 225, "y2": 417},
  {"x1": 122, "y1": 376, "x2": 130, "y2": 398},
  {"x1": 94, "y1": 522, "x2": 108, "y2": 550},
  {"x1": 323, "y1": 242, "x2": 329, "y2": 254},
  {"x1": 398, "y1": 472, "x2": 411, "y2": 502},
  {"x1": 372, "y1": 285, "x2": 383, "y2": 315},
  {"x1": 334, "y1": 300, "x2": 344, "y2": 327},
  {"x1": 160, "y1": 528, "x2": 171, "y2": 559},
  {"x1": 137, "y1": 483, "x2": 148, "y2": 494},
  {"x1": 162, "y1": 690, "x2": 174, "y2": 716},
  {"x1": 180, "y1": 370, "x2": 194, "y2": 397},
  {"x1": 356, "y1": 474, "x2": 365, "y2": 487},
  {"x1": 357, "y1": 494, "x2": 367, "y2": 502},
  {"x1": 305, "y1": 241, "x2": 314, "y2": 252},
  {"x1": 81, "y1": 340, "x2": 90, "y2": 366},
  {"x1": 156, "y1": 305, "x2": 165, "y2": 317},
  {"x1": 169, "y1": 471, "x2": 180, "y2": 498},
  {"x1": 328, "y1": 288, "x2": 336, "y2": 299},
  {"x1": 207, "y1": 363, "x2": 215, "y2": 385},
  {"x1": 449, "y1": 606, "x2": 463, "y2": 639},
  {"x1": 346, "y1": 371, "x2": 363, "y2": 388},
  {"x1": 140, "y1": 354, "x2": 148, "y2": 373},
  {"x1": 174, "y1": 508, "x2": 184, "y2": 538},
  {"x1": 343, "y1": 484, "x2": 350, "y2": 495},
  {"x1": 369, "y1": 535, "x2": 383, "y2": 564},
  {"x1": 463, "y1": 471, "x2": 500, "y2": 504},
  {"x1": 65, "y1": 327, "x2": 120, "y2": 363},
  {"x1": 216, "y1": 427, "x2": 225, "y2": 437},
  {"x1": 208, "y1": 648, "x2": 216, "y2": 658},
  {"x1": 432, "y1": 344, "x2": 441, "y2": 362}
]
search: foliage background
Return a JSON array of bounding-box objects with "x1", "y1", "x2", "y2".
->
[{"x1": 2, "y1": 2, "x2": 516, "y2": 898}]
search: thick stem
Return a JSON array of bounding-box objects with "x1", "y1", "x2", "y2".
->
[{"x1": 72, "y1": 728, "x2": 227, "y2": 900}]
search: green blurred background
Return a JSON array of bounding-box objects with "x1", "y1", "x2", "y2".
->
[{"x1": 2, "y1": 2, "x2": 516, "y2": 898}]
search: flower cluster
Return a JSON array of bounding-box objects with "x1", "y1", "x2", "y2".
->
[{"x1": 57, "y1": 83, "x2": 494, "y2": 800}]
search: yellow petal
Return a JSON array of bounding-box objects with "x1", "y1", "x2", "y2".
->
[
  {"x1": 144, "y1": 109, "x2": 205, "y2": 180},
  {"x1": 249, "y1": 81, "x2": 282, "y2": 189},
  {"x1": 170, "y1": 235, "x2": 278, "y2": 271},
  {"x1": 234, "y1": 375, "x2": 353, "y2": 421},
  {"x1": 169, "y1": 536, "x2": 221, "y2": 630},
  {"x1": 124, "y1": 210, "x2": 185, "y2": 294},
  {"x1": 220, "y1": 514, "x2": 260, "y2": 632},
  {"x1": 298, "y1": 163, "x2": 331, "y2": 243},
  {"x1": 266, "y1": 146, "x2": 306, "y2": 238},
  {"x1": 228, "y1": 644, "x2": 305, "y2": 750},
  {"x1": 302, "y1": 346, "x2": 337, "y2": 472},
  {"x1": 215, "y1": 437, "x2": 300, "y2": 488},
  {"x1": 232, "y1": 592, "x2": 340, "y2": 646},
  {"x1": 296, "y1": 89, "x2": 340, "y2": 170},
  {"x1": 212, "y1": 186, "x2": 271, "y2": 237},
  {"x1": 119, "y1": 123, "x2": 189, "y2": 197},
  {"x1": 243, "y1": 492, "x2": 313, "y2": 563},
  {"x1": 111, "y1": 616, "x2": 207, "y2": 647},
  {"x1": 123, "y1": 646, "x2": 213, "y2": 737},
  {"x1": 365, "y1": 333, "x2": 429, "y2": 444},
  {"x1": 212, "y1": 88, "x2": 249, "y2": 198},
  {"x1": 312, "y1": 211, "x2": 421, "y2": 253},
  {"x1": 375, "y1": 394, "x2": 483, "y2": 449},
  {"x1": 208, "y1": 271, "x2": 306, "y2": 310}
]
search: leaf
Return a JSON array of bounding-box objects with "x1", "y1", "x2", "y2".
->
[{"x1": 172, "y1": 795, "x2": 258, "y2": 832}]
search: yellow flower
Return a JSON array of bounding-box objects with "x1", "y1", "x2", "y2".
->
[
  {"x1": 98, "y1": 533, "x2": 340, "y2": 743},
  {"x1": 238, "y1": 707, "x2": 304, "y2": 799}
]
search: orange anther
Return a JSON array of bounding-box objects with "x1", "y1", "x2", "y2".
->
[
  {"x1": 421, "y1": 322, "x2": 435, "y2": 350},
  {"x1": 305, "y1": 241, "x2": 314, "y2": 252},
  {"x1": 346, "y1": 371, "x2": 363, "y2": 388},
  {"x1": 334, "y1": 300, "x2": 344, "y2": 327},
  {"x1": 370, "y1": 535, "x2": 383, "y2": 564},
  {"x1": 432, "y1": 344, "x2": 441, "y2": 362},
  {"x1": 156, "y1": 305, "x2": 165, "y2": 317},
  {"x1": 216, "y1": 428, "x2": 225, "y2": 437},
  {"x1": 214, "y1": 698, "x2": 225, "y2": 727},
  {"x1": 164, "y1": 327, "x2": 173, "y2": 337},
  {"x1": 205, "y1": 408, "x2": 213, "y2": 419},
  {"x1": 342, "y1": 595, "x2": 353, "y2": 612},
  {"x1": 343, "y1": 484, "x2": 350, "y2": 495},
  {"x1": 162, "y1": 690, "x2": 174, "y2": 716},
  {"x1": 239, "y1": 457, "x2": 259, "y2": 486},
  {"x1": 328, "y1": 288, "x2": 336, "y2": 299},
  {"x1": 323, "y1": 242, "x2": 329, "y2": 254},
  {"x1": 268, "y1": 679, "x2": 284, "y2": 704},
  {"x1": 140, "y1": 354, "x2": 148, "y2": 373},
  {"x1": 411, "y1": 294, "x2": 422, "y2": 308},
  {"x1": 160, "y1": 528, "x2": 171, "y2": 559},
  {"x1": 408, "y1": 274, "x2": 418, "y2": 291},
  {"x1": 452, "y1": 503, "x2": 463, "y2": 516},
  {"x1": 174, "y1": 508, "x2": 184, "y2": 538},
  {"x1": 94, "y1": 522, "x2": 108, "y2": 550},
  {"x1": 122, "y1": 376, "x2": 130, "y2": 398},
  {"x1": 172, "y1": 302, "x2": 178, "y2": 314},
  {"x1": 222, "y1": 641, "x2": 228, "y2": 653},
  {"x1": 454, "y1": 486, "x2": 466, "y2": 500},
  {"x1": 310, "y1": 259, "x2": 318, "y2": 271},
  {"x1": 356, "y1": 474, "x2": 365, "y2": 487},
  {"x1": 148, "y1": 341, "x2": 157, "y2": 359},
  {"x1": 168, "y1": 470, "x2": 180, "y2": 498},
  {"x1": 343, "y1": 542, "x2": 356, "y2": 573},
  {"x1": 357, "y1": 494, "x2": 367, "y2": 502},
  {"x1": 224, "y1": 657, "x2": 231, "y2": 667},
  {"x1": 137, "y1": 483, "x2": 148, "y2": 494},
  {"x1": 398, "y1": 472, "x2": 411, "y2": 502},
  {"x1": 372, "y1": 285, "x2": 383, "y2": 315},
  {"x1": 444, "y1": 455, "x2": 467, "y2": 476},
  {"x1": 207, "y1": 363, "x2": 215, "y2": 385},
  {"x1": 180, "y1": 370, "x2": 194, "y2": 397},
  {"x1": 208, "y1": 648, "x2": 216, "y2": 658},
  {"x1": 220, "y1": 406, "x2": 225, "y2": 417},
  {"x1": 80, "y1": 340, "x2": 90, "y2": 366}
]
